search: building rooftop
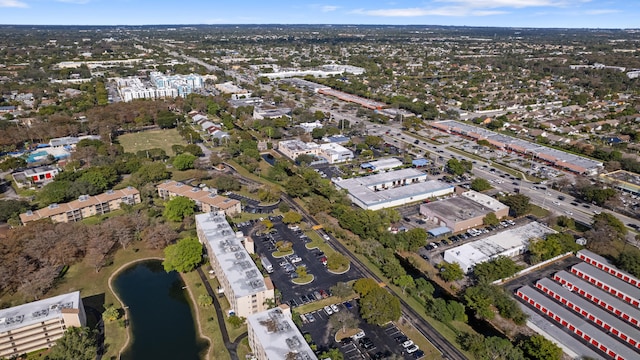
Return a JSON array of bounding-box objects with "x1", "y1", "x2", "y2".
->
[
  {"x1": 157, "y1": 181, "x2": 239, "y2": 211},
  {"x1": 433, "y1": 120, "x2": 603, "y2": 172},
  {"x1": 460, "y1": 190, "x2": 508, "y2": 213},
  {"x1": 444, "y1": 222, "x2": 555, "y2": 272},
  {"x1": 20, "y1": 187, "x2": 140, "y2": 223},
  {"x1": 572, "y1": 262, "x2": 640, "y2": 301},
  {"x1": 247, "y1": 307, "x2": 317, "y2": 360},
  {"x1": 423, "y1": 196, "x2": 494, "y2": 221},
  {"x1": 334, "y1": 169, "x2": 452, "y2": 208},
  {"x1": 278, "y1": 140, "x2": 319, "y2": 153},
  {"x1": 195, "y1": 213, "x2": 267, "y2": 298},
  {"x1": 361, "y1": 157, "x2": 403, "y2": 170},
  {"x1": 0, "y1": 291, "x2": 82, "y2": 334},
  {"x1": 517, "y1": 285, "x2": 639, "y2": 360}
]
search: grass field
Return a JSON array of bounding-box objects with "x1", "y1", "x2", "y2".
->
[{"x1": 118, "y1": 129, "x2": 186, "y2": 156}]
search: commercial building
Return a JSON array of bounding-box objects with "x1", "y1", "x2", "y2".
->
[
  {"x1": 443, "y1": 221, "x2": 555, "y2": 273},
  {"x1": 12, "y1": 165, "x2": 59, "y2": 188},
  {"x1": 278, "y1": 140, "x2": 320, "y2": 161},
  {"x1": 318, "y1": 143, "x2": 354, "y2": 164},
  {"x1": 600, "y1": 170, "x2": 640, "y2": 196},
  {"x1": 515, "y1": 285, "x2": 637, "y2": 360},
  {"x1": 360, "y1": 158, "x2": 403, "y2": 172},
  {"x1": 20, "y1": 187, "x2": 141, "y2": 224},
  {"x1": 577, "y1": 249, "x2": 640, "y2": 288},
  {"x1": 247, "y1": 306, "x2": 317, "y2": 360},
  {"x1": 333, "y1": 168, "x2": 454, "y2": 211},
  {"x1": 157, "y1": 180, "x2": 241, "y2": 216},
  {"x1": 196, "y1": 212, "x2": 274, "y2": 318},
  {"x1": 432, "y1": 120, "x2": 603, "y2": 175},
  {"x1": 419, "y1": 191, "x2": 509, "y2": 233},
  {"x1": 0, "y1": 291, "x2": 86, "y2": 359},
  {"x1": 571, "y1": 262, "x2": 640, "y2": 308}
]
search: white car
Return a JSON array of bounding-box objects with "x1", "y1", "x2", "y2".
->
[
  {"x1": 324, "y1": 305, "x2": 333, "y2": 315},
  {"x1": 352, "y1": 330, "x2": 365, "y2": 340},
  {"x1": 331, "y1": 304, "x2": 340, "y2": 313},
  {"x1": 402, "y1": 340, "x2": 414, "y2": 348},
  {"x1": 290, "y1": 256, "x2": 302, "y2": 264},
  {"x1": 406, "y1": 345, "x2": 420, "y2": 354}
]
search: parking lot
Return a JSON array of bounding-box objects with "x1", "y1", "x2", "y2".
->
[
  {"x1": 299, "y1": 300, "x2": 426, "y2": 359},
  {"x1": 227, "y1": 192, "x2": 279, "y2": 214},
  {"x1": 240, "y1": 216, "x2": 361, "y2": 309}
]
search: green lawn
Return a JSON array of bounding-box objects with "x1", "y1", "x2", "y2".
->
[{"x1": 118, "y1": 129, "x2": 186, "y2": 156}]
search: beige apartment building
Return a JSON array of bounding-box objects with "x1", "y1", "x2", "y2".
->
[
  {"x1": 247, "y1": 305, "x2": 317, "y2": 360},
  {"x1": 0, "y1": 291, "x2": 86, "y2": 358},
  {"x1": 157, "y1": 180, "x2": 241, "y2": 216},
  {"x1": 19, "y1": 187, "x2": 141, "y2": 224},
  {"x1": 196, "y1": 212, "x2": 274, "y2": 318}
]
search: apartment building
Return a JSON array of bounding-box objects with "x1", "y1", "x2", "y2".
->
[
  {"x1": 19, "y1": 187, "x2": 141, "y2": 224},
  {"x1": 156, "y1": 180, "x2": 241, "y2": 216},
  {"x1": 196, "y1": 212, "x2": 274, "y2": 318},
  {"x1": 247, "y1": 305, "x2": 317, "y2": 360},
  {"x1": 0, "y1": 291, "x2": 86, "y2": 359}
]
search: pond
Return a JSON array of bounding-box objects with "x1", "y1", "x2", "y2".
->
[{"x1": 114, "y1": 260, "x2": 208, "y2": 360}]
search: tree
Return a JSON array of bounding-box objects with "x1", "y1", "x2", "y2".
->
[
  {"x1": 470, "y1": 178, "x2": 492, "y2": 192},
  {"x1": 438, "y1": 262, "x2": 464, "y2": 282},
  {"x1": 331, "y1": 282, "x2": 354, "y2": 300},
  {"x1": 163, "y1": 237, "x2": 203, "y2": 273},
  {"x1": 616, "y1": 252, "x2": 640, "y2": 277},
  {"x1": 483, "y1": 213, "x2": 500, "y2": 226},
  {"x1": 142, "y1": 223, "x2": 178, "y2": 249},
  {"x1": 282, "y1": 210, "x2": 303, "y2": 224},
  {"x1": 173, "y1": 153, "x2": 197, "y2": 171},
  {"x1": 592, "y1": 212, "x2": 627, "y2": 237},
  {"x1": 163, "y1": 196, "x2": 196, "y2": 222},
  {"x1": 184, "y1": 144, "x2": 204, "y2": 157},
  {"x1": 393, "y1": 274, "x2": 415, "y2": 294},
  {"x1": 446, "y1": 158, "x2": 472, "y2": 176},
  {"x1": 473, "y1": 256, "x2": 523, "y2": 283},
  {"x1": 464, "y1": 285, "x2": 496, "y2": 320},
  {"x1": 519, "y1": 335, "x2": 562, "y2": 360},
  {"x1": 326, "y1": 252, "x2": 350, "y2": 272},
  {"x1": 319, "y1": 348, "x2": 343, "y2": 360},
  {"x1": 228, "y1": 315, "x2": 246, "y2": 328},
  {"x1": 353, "y1": 278, "x2": 379, "y2": 297},
  {"x1": 0, "y1": 199, "x2": 30, "y2": 222},
  {"x1": 0, "y1": 156, "x2": 26, "y2": 171},
  {"x1": 45, "y1": 327, "x2": 97, "y2": 360},
  {"x1": 330, "y1": 310, "x2": 359, "y2": 334},
  {"x1": 198, "y1": 294, "x2": 213, "y2": 307},
  {"x1": 501, "y1": 194, "x2": 531, "y2": 217},
  {"x1": 359, "y1": 287, "x2": 401, "y2": 324},
  {"x1": 285, "y1": 175, "x2": 311, "y2": 198},
  {"x1": 413, "y1": 278, "x2": 435, "y2": 300},
  {"x1": 102, "y1": 306, "x2": 120, "y2": 322}
]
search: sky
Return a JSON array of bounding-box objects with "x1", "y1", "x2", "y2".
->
[{"x1": 0, "y1": 0, "x2": 638, "y2": 28}]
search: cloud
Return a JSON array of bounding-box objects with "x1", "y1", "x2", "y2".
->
[
  {"x1": 584, "y1": 9, "x2": 620, "y2": 15},
  {"x1": 321, "y1": 5, "x2": 339, "y2": 12},
  {"x1": 0, "y1": 0, "x2": 28, "y2": 8},
  {"x1": 56, "y1": 0, "x2": 91, "y2": 4},
  {"x1": 352, "y1": 0, "x2": 596, "y2": 17}
]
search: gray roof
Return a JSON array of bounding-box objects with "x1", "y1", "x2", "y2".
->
[
  {"x1": 435, "y1": 120, "x2": 602, "y2": 171},
  {"x1": 0, "y1": 291, "x2": 82, "y2": 333},
  {"x1": 536, "y1": 278, "x2": 640, "y2": 343},
  {"x1": 572, "y1": 262, "x2": 640, "y2": 302},
  {"x1": 577, "y1": 249, "x2": 640, "y2": 284},
  {"x1": 554, "y1": 270, "x2": 640, "y2": 323},
  {"x1": 334, "y1": 169, "x2": 452, "y2": 208},
  {"x1": 246, "y1": 307, "x2": 317, "y2": 360},
  {"x1": 423, "y1": 196, "x2": 494, "y2": 221},
  {"x1": 517, "y1": 286, "x2": 639, "y2": 360},
  {"x1": 195, "y1": 213, "x2": 267, "y2": 298}
]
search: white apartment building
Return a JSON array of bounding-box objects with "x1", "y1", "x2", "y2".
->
[
  {"x1": 318, "y1": 143, "x2": 353, "y2": 164},
  {"x1": 196, "y1": 213, "x2": 274, "y2": 318},
  {"x1": 0, "y1": 291, "x2": 86, "y2": 358},
  {"x1": 116, "y1": 73, "x2": 203, "y2": 102},
  {"x1": 247, "y1": 306, "x2": 317, "y2": 360}
]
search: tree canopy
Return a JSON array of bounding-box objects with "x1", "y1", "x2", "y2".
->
[
  {"x1": 470, "y1": 178, "x2": 492, "y2": 192},
  {"x1": 163, "y1": 237, "x2": 203, "y2": 273},
  {"x1": 163, "y1": 196, "x2": 196, "y2": 222},
  {"x1": 45, "y1": 327, "x2": 97, "y2": 360},
  {"x1": 173, "y1": 153, "x2": 197, "y2": 171},
  {"x1": 500, "y1": 194, "x2": 531, "y2": 217},
  {"x1": 359, "y1": 287, "x2": 401, "y2": 325},
  {"x1": 438, "y1": 262, "x2": 464, "y2": 282}
]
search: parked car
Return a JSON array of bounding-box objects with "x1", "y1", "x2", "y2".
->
[
  {"x1": 402, "y1": 340, "x2": 414, "y2": 348},
  {"x1": 412, "y1": 350, "x2": 425, "y2": 359},
  {"x1": 324, "y1": 305, "x2": 333, "y2": 315},
  {"x1": 406, "y1": 345, "x2": 420, "y2": 354},
  {"x1": 352, "y1": 330, "x2": 365, "y2": 340},
  {"x1": 331, "y1": 304, "x2": 340, "y2": 313}
]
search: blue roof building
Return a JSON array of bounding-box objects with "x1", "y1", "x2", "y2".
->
[
  {"x1": 428, "y1": 226, "x2": 451, "y2": 237},
  {"x1": 412, "y1": 158, "x2": 430, "y2": 167}
]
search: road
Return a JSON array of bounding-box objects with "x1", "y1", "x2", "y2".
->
[{"x1": 367, "y1": 123, "x2": 640, "y2": 234}]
